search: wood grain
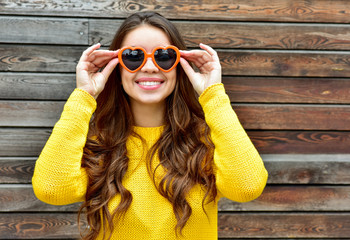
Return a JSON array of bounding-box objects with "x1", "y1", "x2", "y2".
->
[
  {"x1": 0, "y1": 213, "x2": 349, "y2": 238},
  {"x1": 2, "y1": 45, "x2": 350, "y2": 77},
  {"x1": 0, "y1": 186, "x2": 80, "y2": 212},
  {"x1": 2, "y1": 129, "x2": 350, "y2": 156},
  {"x1": 223, "y1": 77, "x2": 350, "y2": 104},
  {"x1": 234, "y1": 104, "x2": 350, "y2": 130},
  {"x1": 219, "y1": 186, "x2": 350, "y2": 211},
  {"x1": 3, "y1": 101, "x2": 350, "y2": 130},
  {"x1": 0, "y1": 101, "x2": 64, "y2": 127},
  {"x1": 218, "y1": 213, "x2": 350, "y2": 238},
  {"x1": 0, "y1": 158, "x2": 35, "y2": 184},
  {"x1": 0, "y1": 128, "x2": 51, "y2": 157},
  {"x1": 4, "y1": 16, "x2": 350, "y2": 50},
  {"x1": 176, "y1": 22, "x2": 350, "y2": 50},
  {"x1": 0, "y1": 16, "x2": 88, "y2": 45},
  {"x1": 218, "y1": 50, "x2": 350, "y2": 77},
  {"x1": 1, "y1": 154, "x2": 350, "y2": 185},
  {"x1": 249, "y1": 131, "x2": 350, "y2": 154},
  {"x1": 0, "y1": 73, "x2": 75, "y2": 100},
  {"x1": 0, "y1": 0, "x2": 349, "y2": 22},
  {"x1": 262, "y1": 154, "x2": 350, "y2": 184},
  {"x1": 1, "y1": 1, "x2": 350, "y2": 240},
  {"x1": 0, "y1": 213, "x2": 84, "y2": 239},
  {"x1": 2, "y1": 185, "x2": 350, "y2": 212},
  {"x1": 91, "y1": 19, "x2": 350, "y2": 50},
  {"x1": 3, "y1": 73, "x2": 350, "y2": 104},
  {"x1": 0, "y1": 45, "x2": 84, "y2": 72}
]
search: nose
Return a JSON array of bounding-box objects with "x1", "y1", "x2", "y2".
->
[{"x1": 141, "y1": 57, "x2": 159, "y2": 73}]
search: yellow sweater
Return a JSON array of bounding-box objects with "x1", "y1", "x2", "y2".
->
[{"x1": 32, "y1": 83, "x2": 268, "y2": 240}]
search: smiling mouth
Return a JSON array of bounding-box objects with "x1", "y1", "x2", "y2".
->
[{"x1": 137, "y1": 81, "x2": 163, "y2": 86}]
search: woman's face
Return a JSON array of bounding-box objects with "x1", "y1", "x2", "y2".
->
[{"x1": 120, "y1": 25, "x2": 177, "y2": 107}]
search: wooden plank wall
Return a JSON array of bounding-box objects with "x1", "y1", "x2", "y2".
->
[{"x1": 1, "y1": 0, "x2": 350, "y2": 239}]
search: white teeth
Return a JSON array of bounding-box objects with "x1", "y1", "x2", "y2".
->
[{"x1": 138, "y1": 81, "x2": 162, "y2": 86}]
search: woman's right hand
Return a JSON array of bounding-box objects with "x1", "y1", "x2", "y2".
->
[{"x1": 76, "y1": 43, "x2": 119, "y2": 99}]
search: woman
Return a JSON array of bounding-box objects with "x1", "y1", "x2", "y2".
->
[{"x1": 32, "y1": 11, "x2": 268, "y2": 240}]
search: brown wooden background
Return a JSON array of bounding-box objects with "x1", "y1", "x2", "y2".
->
[{"x1": 1, "y1": 0, "x2": 350, "y2": 239}]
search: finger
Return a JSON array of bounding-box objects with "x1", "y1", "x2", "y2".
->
[
  {"x1": 92, "y1": 55, "x2": 117, "y2": 68},
  {"x1": 100, "y1": 58, "x2": 119, "y2": 80},
  {"x1": 180, "y1": 50, "x2": 207, "y2": 61},
  {"x1": 180, "y1": 50, "x2": 211, "y2": 66},
  {"x1": 81, "y1": 43, "x2": 101, "y2": 61},
  {"x1": 180, "y1": 57, "x2": 197, "y2": 84},
  {"x1": 199, "y1": 43, "x2": 220, "y2": 61},
  {"x1": 199, "y1": 62, "x2": 214, "y2": 73},
  {"x1": 92, "y1": 52, "x2": 118, "y2": 67},
  {"x1": 87, "y1": 50, "x2": 118, "y2": 63},
  {"x1": 179, "y1": 51, "x2": 203, "y2": 69},
  {"x1": 76, "y1": 61, "x2": 98, "y2": 72}
]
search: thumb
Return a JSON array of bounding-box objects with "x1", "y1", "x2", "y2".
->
[{"x1": 101, "y1": 57, "x2": 119, "y2": 80}]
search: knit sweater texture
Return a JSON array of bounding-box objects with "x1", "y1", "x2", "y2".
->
[{"x1": 32, "y1": 83, "x2": 268, "y2": 240}]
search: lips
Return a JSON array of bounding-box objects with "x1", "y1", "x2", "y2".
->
[
  {"x1": 136, "y1": 78, "x2": 164, "y2": 90},
  {"x1": 138, "y1": 81, "x2": 163, "y2": 86}
]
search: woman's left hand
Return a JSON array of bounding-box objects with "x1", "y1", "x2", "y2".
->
[{"x1": 180, "y1": 43, "x2": 222, "y2": 95}]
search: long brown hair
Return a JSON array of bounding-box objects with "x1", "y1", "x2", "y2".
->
[{"x1": 78, "y1": 11, "x2": 217, "y2": 239}]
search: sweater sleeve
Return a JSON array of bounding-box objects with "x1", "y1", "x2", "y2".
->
[
  {"x1": 32, "y1": 88, "x2": 96, "y2": 205},
  {"x1": 199, "y1": 83, "x2": 268, "y2": 202}
]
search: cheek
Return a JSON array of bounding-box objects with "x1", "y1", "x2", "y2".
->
[
  {"x1": 120, "y1": 68, "x2": 132, "y2": 85},
  {"x1": 120, "y1": 69, "x2": 135, "y2": 96},
  {"x1": 167, "y1": 71, "x2": 177, "y2": 90}
]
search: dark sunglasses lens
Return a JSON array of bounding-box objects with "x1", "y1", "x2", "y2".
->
[
  {"x1": 154, "y1": 49, "x2": 177, "y2": 70},
  {"x1": 122, "y1": 49, "x2": 144, "y2": 70}
]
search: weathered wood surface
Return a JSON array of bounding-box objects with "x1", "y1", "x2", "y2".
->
[
  {"x1": 223, "y1": 77, "x2": 350, "y2": 104},
  {"x1": 2, "y1": 129, "x2": 350, "y2": 156},
  {"x1": 0, "y1": 0, "x2": 349, "y2": 22},
  {"x1": 0, "y1": 16, "x2": 88, "y2": 45},
  {"x1": 263, "y1": 154, "x2": 350, "y2": 184},
  {"x1": 234, "y1": 104, "x2": 350, "y2": 130},
  {"x1": 2, "y1": 17, "x2": 350, "y2": 49},
  {"x1": 92, "y1": 19, "x2": 350, "y2": 49},
  {"x1": 2, "y1": 45, "x2": 350, "y2": 77},
  {"x1": 221, "y1": 185, "x2": 350, "y2": 211},
  {"x1": 218, "y1": 50, "x2": 350, "y2": 77},
  {"x1": 250, "y1": 131, "x2": 350, "y2": 154},
  {"x1": 0, "y1": 73, "x2": 75, "y2": 100},
  {"x1": 0, "y1": 101, "x2": 64, "y2": 127},
  {"x1": 0, "y1": 45, "x2": 83, "y2": 73},
  {"x1": 0, "y1": 158, "x2": 35, "y2": 184},
  {"x1": 0, "y1": 185, "x2": 80, "y2": 212},
  {"x1": 3, "y1": 101, "x2": 350, "y2": 130},
  {"x1": 1, "y1": 1, "x2": 350, "y2": 239},
  {"x1": 218, "y1": 213, "x2": 350, "y2": 238},
  {"x1": 0, "y1": 213, "x2": 349, "y2": 239},
  {"x1": 2, "y1": 185, "x2": 350, "y2": 212},
  {"x1": 0, "y1": 213, "x2": 84, "y2": 239},
  {"x1": 0, "y1": 129, "x2": 51, "y2": 156},
  {"x1": 3, "y1": 73, "x2": 350, "y2": 104},
  {"x1": 2, "y1": 155, "x2": 350, "y2": 184}
]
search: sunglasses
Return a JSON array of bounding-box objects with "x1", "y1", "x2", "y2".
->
[{"x1": 118, "y1": 46, "x2": 180, "y2": 73}]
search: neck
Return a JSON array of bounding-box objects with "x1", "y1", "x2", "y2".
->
[{"x1": 131, "y1": 101, "x2": 166, "y2": 127}]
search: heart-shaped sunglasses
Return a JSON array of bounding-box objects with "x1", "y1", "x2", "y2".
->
[{"x1": 118, "y1": 46, "x2": 180, "y2": 73}]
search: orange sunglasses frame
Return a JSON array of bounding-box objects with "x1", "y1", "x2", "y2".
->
[{"x1": 118, "y1": 46, "x2": 180, "y2": 73}]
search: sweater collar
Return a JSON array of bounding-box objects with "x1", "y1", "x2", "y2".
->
[{"x1": 132, "y1": 125, "x2": 164, "y2": 142}]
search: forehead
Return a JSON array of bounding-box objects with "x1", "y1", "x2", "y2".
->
[{"x1": 121, "y1": 25, "x2": 171, "y2": 51}]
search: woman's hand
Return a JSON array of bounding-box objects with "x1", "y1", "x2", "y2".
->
[
  {"x1": 76, "y1": 43, "x2": 119, "y2": 99},
  {"x1": 180, "y1": 43, "x2": 222, "y2": 95}
]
